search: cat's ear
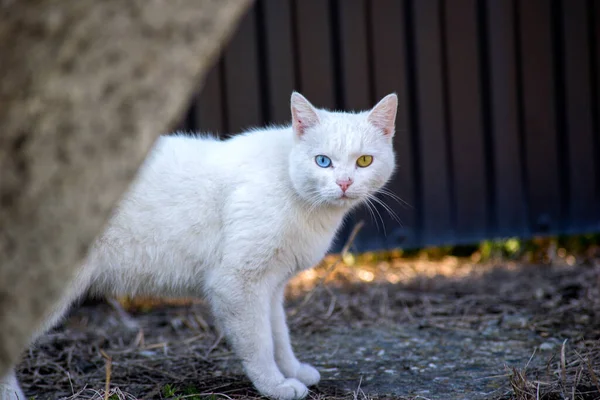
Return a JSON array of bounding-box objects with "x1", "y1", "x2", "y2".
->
[
  {"x1": 291, "y1": 92, "x2": 320, "y2": 137},
  {"x1": 367, "y1": 93, "x2": 398, "y2": 138}
]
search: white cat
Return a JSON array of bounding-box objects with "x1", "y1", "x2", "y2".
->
[{"x1": 1, "y1": 92, "x2": 397, "y2": 400}]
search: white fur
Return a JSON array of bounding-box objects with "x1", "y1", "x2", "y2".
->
[
  {"x1": 2, "y1": 93, "x2": 397, "y2": 400},
  {"x1": 0, "y1": 371, "x2": 24, "y2": 400}
]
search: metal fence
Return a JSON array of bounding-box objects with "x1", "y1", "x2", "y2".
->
[{"x1": 177, "y1": 0, "x2": 600, "y2": 251}]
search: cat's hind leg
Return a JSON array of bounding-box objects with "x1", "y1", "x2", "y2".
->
[
  {"x1": 208, "y1": 276, "x2": 308, "y2": 400},
  {"x1": 271, "y1": 285, "x2": 320, "y2": 387},
  {"x1": 0, "y1": 369, "x2": 25, "y2": 400},
  {"x1": 1, "y1": 291, "x2": 80, "y2": 400},
  {"x1": 2, "y1": 266, "x2": 93, "y2": 400}
]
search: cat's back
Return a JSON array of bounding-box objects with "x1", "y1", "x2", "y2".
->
[
  {"x1": 219, "y1": 126, "x2": 294, "y2": 182},
  {"x1": 107, "y1": 134, "x2": 227, "y2": 240},
  {"x1": 133, "y1": 133, "x2": 224, "y2": 202},
  {"x1": 109, "y1": 129, "x2": 294, "y2": 238}
]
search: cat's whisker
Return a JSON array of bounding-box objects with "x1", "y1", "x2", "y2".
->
[
  {"x1": 367, "y1": 194, "x2": 403, "y2": 227},
  {"x1": 377, "y1": 188, "x2": 412, "y2": 209},
  {"x1": 372, "y1": 196, "x2": 403, "y2": 225},
  {"x1": 308, "y1": 201, "x2": 324, "y2": 217},
  {"x1": 378, "y1": 188, "x2": 406, "y2": 204},
  {"x1": 361, "y1": 198, "x2": 380, "y2": 233},
  {"x1": 364, "y1": 197, "x2": 385, "y2": 236},
  {"x1": 378, "y1": 202, "x2": 403, "y2": 227},
  {"x1": 373, "y1": 190, "x2": 411, "y2": 220},
  {"x1": 305, "y1": 193, "x2": 325, "y2": 217},
  {"x1": 305, "y1": 199, "x2": 319, "y2": 216},
  {"x1": 300, "y1": 188, "x2": 324, "y2": 216}
]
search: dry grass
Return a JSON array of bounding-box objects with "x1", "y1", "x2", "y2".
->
[{"x1": 507, "y1": 341, "x2": 600, "y2": 399}]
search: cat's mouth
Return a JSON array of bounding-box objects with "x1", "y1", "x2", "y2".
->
[
  {"x1": 325, "y1": 194, "x2": 361, "y2": 208},
  {"x1": 338, "y1": 193, "x2": 359, "y2": 201}
]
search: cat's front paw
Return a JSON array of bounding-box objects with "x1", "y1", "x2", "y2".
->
[
  {"x1": 295, "y1": 363, "x2": 320, "y2": 386},
  {"x1": 260, "y1": 378, "x2": 308, "y2": 400}
]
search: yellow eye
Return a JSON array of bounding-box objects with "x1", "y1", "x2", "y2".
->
[{"x1": 356, "y1": 155, "x2": 373, "y2": 168}]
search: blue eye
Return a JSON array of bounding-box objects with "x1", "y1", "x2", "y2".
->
[{"x1": 315, "y1": 155, "x2": 332, "y2": 168}]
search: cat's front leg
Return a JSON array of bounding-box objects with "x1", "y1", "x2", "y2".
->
[
  {"x1": 208, "y1": 277, "x2": 308, "y2": 400},
  {"x1": 271, "y1": 285, "x2": 320, "y2": 387}
]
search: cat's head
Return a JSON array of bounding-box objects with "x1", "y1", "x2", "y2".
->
[{"x1": 288, "y1": 92, "x2": 397, "y2": 209}]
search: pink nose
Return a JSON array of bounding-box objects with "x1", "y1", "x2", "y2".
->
[{"x1": 336, "y1": 178, "x2": 353, "y2": 193}]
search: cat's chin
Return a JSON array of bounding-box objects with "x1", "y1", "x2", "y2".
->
[{"x1": 327, "y1": 196, "x2": 360, "y2": 208}]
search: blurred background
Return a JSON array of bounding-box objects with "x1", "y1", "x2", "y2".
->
[{"x1": 176, "y1": 0, "x2": 600, "y2": 252}]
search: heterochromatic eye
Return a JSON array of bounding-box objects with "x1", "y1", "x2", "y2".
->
[
  {"x1": 356, "y1": 155, "x2": 373, "y2": 168},
  {"x1": 315, "y1": 155, "x2": 332, "y2": 168}
]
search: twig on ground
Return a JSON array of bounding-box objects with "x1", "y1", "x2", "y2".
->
[
  {"x1": 561, "y1": 339, "x2": 568, "y2": 388},
  {"x1": 205, "y1": 332, "x2": 224, "y2": 358},
  {"x1": 99, "y1": 350, "x2": 112, "y2": 400},
  {"x1": 586, "y1": 356, "x2": 600, "y2": 394}
]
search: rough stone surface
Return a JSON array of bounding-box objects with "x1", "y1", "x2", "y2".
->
[
  {"x1": 0, "y1": 0, "x2": 251, "y2": 377},
  {"x1": 297, "y1": 323, "x2": 543, "y2": 400}
]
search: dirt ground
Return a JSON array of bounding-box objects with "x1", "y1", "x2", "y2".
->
[{"x1": 16, "y1": 251, "x2": 600, "y2": 400}]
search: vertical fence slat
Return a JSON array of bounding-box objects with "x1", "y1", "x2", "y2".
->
[
  {"x1": 294, "y1": 0, "x2": 336, "y2": 108},
  {"x1": 486, "y1": 0, "x2": 528, "y2": 238},
  {"x1": 262, "y1": 0, "x2": 296, "y2": 124},
  {"x1": 518, "y1": 0, "x2": 561, "y2": 234},
  {"x1": 338, "y1": 0, "x2": 371, "y2": 111},
  {"x1": 444, "y1": 0, "x2": 488, "y2": 242},
  {"x1": 413, "y1": 0, "x2": 454, "y2": 245},
  {"x1": 562, "y1": 0, "x2": 597, "y2": 233},
  {"x1": 594, "y1": 0, "x2": 600, "y2": 220},
  {"x1": 334, "y1": 0, "x2": 378, "y2": 248},
  {"x1": 195, "y1": 64, "x2": 225, "y2": 135},
  {"x1": 369, "y1": 0, "x2": 417, "y2": 248},
  {"x1": 223, "y1": 8, "x2": 263, "y2": 133}
]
